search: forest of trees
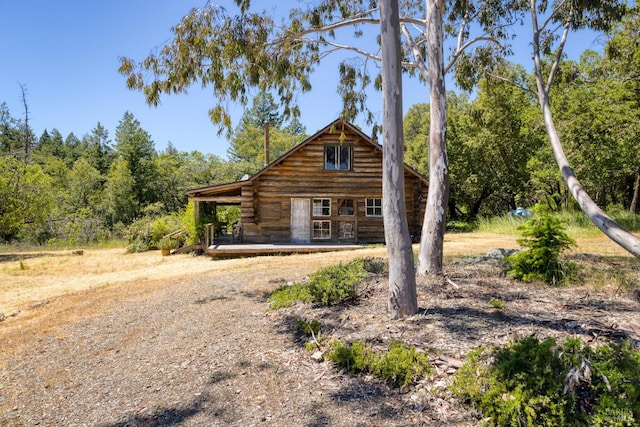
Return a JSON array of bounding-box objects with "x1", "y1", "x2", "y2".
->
[
  {"x1": 0, "y1": 92, "x2": 306, "y2": 247},
  {"x1": 1, "y1": 16, "x2": 638, "y2": 249}
]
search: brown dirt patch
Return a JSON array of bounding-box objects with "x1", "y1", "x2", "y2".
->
[{"x1": 0, "y1": 235, "x2": 639, "y2": 426}]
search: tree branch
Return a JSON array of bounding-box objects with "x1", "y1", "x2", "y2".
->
[
  {"x1": 400, "y1": 23, "x2": 429, "y2": 79},
  {"x1": 296, "y1": 37, "x2": 382, "y2": 62},
  {"x1": 274, "y1": 8, "x2": 380, "y2": 44},
  {"x1": 486, "y1": 72, "x2": 537, "y2": 96},
  {"x1": 546, "y1": 19, "x2": 572, "y2": 92}
]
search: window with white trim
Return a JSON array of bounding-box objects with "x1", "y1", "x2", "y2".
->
[
  {"x1": 313, "y1": 198, "x2": 331, "y2": 216},
  {"x1": 366, "y1": 198, "x2": 383, "y2": 217},
  {"x1": 324, "y1": 144, "x2": 351, "y2": 170},
  {"x1": 313, "y1": 220, "x2": 331, "y2": 239}
]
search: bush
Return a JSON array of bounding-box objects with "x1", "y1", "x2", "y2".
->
[
  {"x1": 370, "y1": 341, "x2": 432, "y2": 388},
  {"x1": 269, "y1": 259, "x2": 371, "y2": 309},
  {"x1": 326, "y1": 340, "x2": 373, "y2": 374},
  {"x1": 506, "y1": 200, "x2": 576, "y2": 284},
  {"x1": 451, "y1": 337, "x2": 640, "y2": 426},
  {"x1": 126, "y1": 214, "x2": 184, "y2": 252},
  {"x1": 307, "y1": 259, "x2": 366, "y2": 305},
  {"x1": 326, "y1": 340, "x2": 432, "y2": 388},
  {"x1": 362, "y1": 257, "x2": 388, "y2": 275},
  {"x1": 268, "y1": 282, "x2": 312, "y2": 309},
  {"x1": 158, "y1": 237, "x2": 174, "y2": 250}
]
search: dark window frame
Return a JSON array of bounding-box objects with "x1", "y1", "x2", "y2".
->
[{"x1": 324, "y1": 144, "x2": 352, "y2": 171}]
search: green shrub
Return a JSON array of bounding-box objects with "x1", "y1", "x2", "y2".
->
[
  {"x1": 269, "y1": 259, "x2": 370, "y2": 309},
  {"x1": 362, "y1": 257, "x2": 388, "y2": 275},
  {"x1": 506, "y1": 201, "x2": 576, "y2": 284},
  {"x1": 127, "y1": 240, "x2": 149, "y2": 253},
  {"x1": 126, "y1": 214, "x2": 184, "y2": 251},
  {"x1": 307, "y1": 259, "x2": 366, "y2": 305},
  {"x1": 488, "y1": 297, "x2": 506, "y2": 309},
  {"x1": 326, "y1": 340, "x2": 373, "y2": 374},
  {"x1": 370, "y1": 341, "x2": 432, "y2": 388},
  {"x1": 158, "y1": 237, "x2": 174, "y2": 250},
  {"x1": 268, "y1": 282, "x2": 312, "y2": 309},
  {"x1": 326, "y1": 340, "x2": 432, "y2": 388},
  {"x1": 451, "y1": 337, "x2": 640, "y2": 426}
]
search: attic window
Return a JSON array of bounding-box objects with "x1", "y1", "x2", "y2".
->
[{"x1": 325, "y1": 144, "x2": 351, "y2": 170}]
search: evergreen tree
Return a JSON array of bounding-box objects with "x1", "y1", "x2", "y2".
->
[
  {"x1": 83, "y1": 122, "x2": 114, "y2": 175},
  {"x1": 114, "y1": 111, "x2": 158, "y2": 207}
]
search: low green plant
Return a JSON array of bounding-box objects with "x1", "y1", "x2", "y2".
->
[
  {"x1": 362, "y1": 257, "x2": 388, "y2": 275},
  {"x1": 488, "y1": 297, "x2": 506, "y2": 309},
  {"x1": 269, "y1": 259, "x2": 370, "y2": 309},
  {"x1": 476, "y1": 214, "x2": 528, "y2": 235},
  {"x1": 451, "y1": 336, "x2": 640, "y2": 426},
  {"x1": 447, "y1": 220, "x2": 477, "y2": 233},
  {"x1": 326, "y1": 340, "x2": 432, "y2": 388},
  {"x1": 268, "y1": 282, "x2": 312, "y2": 309},
  {"x1": 326, "y1": 340, "x2": 373, "y2": 374},
  {"x1": 370, "y1": 341, "x2": 432, "y2": 388},
  {"x1": 158, "y1": 237, "x2": 174, "y2": 250},
  {"x1": 307, "y1": 259, "x2": 366, "y2": 305},
  {"x1": 127, "y1": 240, "x2": 149, "y2": 253},
  {"x1": 295, "y1": 317, "x2": 324, "y2": 351},
  {"x1": 506, "y1": 200, "x2": 577, "y2": 285},
  {"x1": 296, "y1": 317, "x2": 322, "y2": 337}
]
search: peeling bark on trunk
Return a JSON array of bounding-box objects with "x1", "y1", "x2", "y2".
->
[
  {"x1": 380, "y1": 0, "x2": 418, "y2": 318},
  {"x1": 416, "y1": 0, "x2": 449, "y2": 276}
]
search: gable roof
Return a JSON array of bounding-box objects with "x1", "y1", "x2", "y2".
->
[{"x1": 186, "y1": 118, "x2": 427, "y2": 201}]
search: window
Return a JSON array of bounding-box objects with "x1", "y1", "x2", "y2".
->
[
  {"x1": 338, "y1": 199, "x2": 354, "y2": 216},
  {"x1": 339, "y1": 221, "x2": 355, "y2": 239},
  {"x1": 313, "y1": 220, "x2": 331, "y2": 239},
  {"x1": 366, "y1": 198, "x2": 382, "y2": 217},
  {"x1": 313, "y1": 198, "x2": 331, "y2": 216},
  {"x1": 325, "y1": 144, "x2": 351, "y2": 170}
]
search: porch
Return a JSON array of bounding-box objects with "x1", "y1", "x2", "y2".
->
[{"x1": 206, "y1": 242, "x2": 363, "y2": 258}]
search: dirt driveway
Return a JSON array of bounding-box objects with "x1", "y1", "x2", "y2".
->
[
  {"x1": 1, "y1": 237, "x2": 638, "y2": 426},
  {"x1": 2, "y1": 247, "x2": 438, "y2": 426}
]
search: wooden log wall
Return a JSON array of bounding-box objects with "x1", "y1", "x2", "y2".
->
[{"x1": 239, "y1": 127, "x2": 428, "y2": 243}]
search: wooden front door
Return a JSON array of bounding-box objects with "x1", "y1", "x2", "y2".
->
[{"x1": 290, "y1": 198, "x2": 310, "y2": 243}]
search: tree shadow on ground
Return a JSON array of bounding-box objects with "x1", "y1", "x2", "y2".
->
[
  {"x1": 98, "y1": 393, "x2": 209, "y2": 427},
  {"x1": 419, "y1": 301, "x2": 637, "y2": 344}
]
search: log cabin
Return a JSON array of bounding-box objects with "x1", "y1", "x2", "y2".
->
[{"x1": 186, "y1": 119, "x2": 428, "y2": 251}]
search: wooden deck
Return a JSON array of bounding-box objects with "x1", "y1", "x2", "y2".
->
[{"x1": 206, "y1": 243, "x2": 364, "y2": 258}]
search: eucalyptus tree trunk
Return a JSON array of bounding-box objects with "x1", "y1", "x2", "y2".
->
[
  {"x1": 380, "y1": 0, "x2": 418, "y2": 318},
  {"x1": 416, "y1": 0, "x2": 449, "y2": 276},
  {"x1": 630, "y1": 171, "x2": 640, "y2": 214},
  {"x1": 536, "y1": 90, "x2": 640, "y2": 256},
  {"x1": 530, "y1": 2, "x2": 640, "y2": 258}
]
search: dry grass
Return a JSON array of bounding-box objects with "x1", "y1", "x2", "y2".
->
[
  {"x1": 1, "y1": 233, "x2": 633, "y2": 315},
  {"x1": 0, "y1": 232, "x2": 634, "y2": 350}
]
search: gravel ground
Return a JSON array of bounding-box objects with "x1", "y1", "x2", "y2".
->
[{"x1": 1, "y1": 252, "x2": 639, "y2": 426}]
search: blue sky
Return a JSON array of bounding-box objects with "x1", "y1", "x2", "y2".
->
[{"x1": 0, "y1": 1, "x2": 604, "y2": 159}]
